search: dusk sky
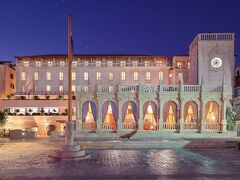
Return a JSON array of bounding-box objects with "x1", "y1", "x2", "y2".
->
[{"x1": 0, "y1": 0, "x2": 240, "y2": 63}]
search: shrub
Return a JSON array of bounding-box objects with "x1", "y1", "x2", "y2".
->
[
  {"x1": 33, "y1": 96, "x2": 40, "y2": 100},
  {"x1": 226, "y1": 106, "x2": 235, "y2": 131},
  {"x1": 45, "y1": 95, "x2": 50, "y2": 100}
]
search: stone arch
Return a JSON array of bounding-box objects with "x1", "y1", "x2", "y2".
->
[
  {"x1": 102, "y1": 100, "x2": 118, "y2": 124},
  {"x1": 205, "y1": 101, "x2": 220, "y2": 124},
  {"x1": 82, "y1": 101, "x2": 97, "y2": 123},
  {"x1": 122, "y1": 101, "x2": 138, "y2": 123},
  {"x1": 142, "y1": 101, "x2": 158, "y2": 130},
  {"x1": 163, "y1": 101, "x2": 177, "y2": 123},
  {"x1": 184, "y1": 101, "x2": 198, "y2": 124}
]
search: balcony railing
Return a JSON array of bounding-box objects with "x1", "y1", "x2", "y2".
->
[
  {"x1": 163, "y1": 123, "x2": 178, "y2": 130},
  {"x1": 184, "y1": 123, "x2": 197, "y2": 129},
  {"x1": 122, "y1": 123, "x2": 137, "y2": 130},
  {"x1": 162, "y1": 85, "x2": 179, "y2": 92},
  {"x1": 102, "y1": 123, "x2": 117, "y2": 130},
  {"x1": 82, "y1": 123, "x2": 96, "y2": 130},
  {"x1": 119, "y1": 85, "x2": 138, "y2": 92},
  {"x1": 183, "y1": 85, "x2": 200, "y2": 92},
  {"x1": 206, "y1": 123, "x2": 221, "y2": 130}
]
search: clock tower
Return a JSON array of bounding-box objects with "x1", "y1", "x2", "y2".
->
[{"x1": 189, "y1": 33, "x2": 235, "y2": 99}]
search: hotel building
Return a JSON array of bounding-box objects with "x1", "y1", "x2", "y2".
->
[{"x1": 0, "y1": 33, "x2": 235, "y2": 135}]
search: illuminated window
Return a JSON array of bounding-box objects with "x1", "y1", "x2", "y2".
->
[
  {"x1": 169, "y1": 74, "x2": 173, "y2": 78},
  {"x1": 34, "y1": 85, "x2": 38, "y2": 91},
  {"x1": 34, "y1": 72, "x2": 38, "y2": 81},
  {"x1": 159, "y1": 71, "x2": 163, "y2": 81},
  {"x1": 60, "y1": 61, "x2": 65, "y2": 67},
  {"x1": 84, "y1": 86, "x2": 89, "y2": 92},
  {"x1": 96, "y1": 72, "x2": 101, "y2": 80},
  {"x1": 21, "y1": 72, "x2": 26, "y2": 81},
  {"x1": 121, "y1": 72, "x2": 126, "y2": 81},
  {"x1": 188, "y1": 62, "x2": 190, "y2": 69},
  {"x1": 96, "y1": 61, "x2": 101, "y2": 67},
  {"x1": 146, "y1": 71, "x2": 151, "y2": 81},
  {"x1": 109, "y1": 86, "x2": 113, "y2": 92},
  {"x1": 144, "y1": 61, "x2": 150, "y2": 67},
  {"x1": 108, "y1": 61, "x2": 113, "y2": 67},
  {"x1": 36, "y1": 61, "x2": 41, "y2": 67},
  {"x1": 72, "y1": 61, "x2": 77, "y2": 67},
  {"x1": 120, "y1": 61, "x2": 125, "y2": 67},
  {"x1": 132, "y1": 61, "x2": 138, "y2": 67},
  {"x1": 133, "y1": 72, "x2": 138, "y2": 81},
  {"x1": 84, "y1": 72, "x2": 88, "y2": 81},
  {"x1": 23, "y1": 61, "x2": 29, "y2": 67},
  {"x1": 109, "y1": 72, "x2": 114, "y2": 80},
  {"x1": 72, "y1": 85, "x2": 76, "y2": 92},
  {"x1": 59, "y1": 72, "x2": 63, "y2": 81},
  {"x1": 72, "y1": 72, "x2": 76, "y2": 80},
  {"x1": 84, "y1": 61, "x2": 89, "y2": 67},
  {"x1": 48, "y1": 61, "x2": 53, "y2": 67},
  {"x1": 156, "y1": 61, "x2": 162, "y2": 66},
  {"x1": 177, "y1": 62, "x2": 182, "y2": 68},
  {"x1": 46, "y1": 72, "x2": 51, "y2": 80},
  {"x1": 46, "y1": 85, "x2": 51, "y2": 91},
  {"x1": 59, "y1": 85, "x2": 64, "y2": 92}
]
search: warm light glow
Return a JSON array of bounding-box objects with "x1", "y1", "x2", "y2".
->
[
  {"x1": 143, "y1": 102, "x2": 157, "y2": 130},
  {"x1": 206, "y1": 102, "x2": 216, "y2": 123},
  {"x1": 85, "y1": 101, "x2": 95, "y2": 123},
  {"x1": 124, "y1": 102, "x2": 136, "y2": 124},
  {"x1": 104, "y1": 102, "x2": 115, "y2": 124},
  {"x1": 185, "y1": 104, "x2": 195, "y2": 124},
  {"x1": 167, "y1": 104, "x2": 175, "y2": 123}
]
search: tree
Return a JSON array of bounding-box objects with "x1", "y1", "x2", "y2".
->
[
  {"x1": 0, "y1": 111, "x2": 8, "y2": 127},
  {"x1": 226, "y1": 106, "x2": 235, "y2": 131}
]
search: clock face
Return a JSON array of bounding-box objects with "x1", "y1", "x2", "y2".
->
[{"x1": 211, "y1": 57, "x2": 222, "y2": 68}]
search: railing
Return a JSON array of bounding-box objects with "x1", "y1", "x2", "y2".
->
[
  {"x1": 184, "y1": 123, "x2": 197, "y2": 129},
  {"x1": 163, "y1": 123, "x2": 178, "y2": 130},
  {"x1": 199, "y1": 33, "x2": 234, "y2": 41},
  {"x1": 203, "y1": 85, "x2": 222, "y2": 92},
  {"x1": 102, "y1": 123, "x2": 117, "y2": 130},
  {"x1": 162, "y1": 85, "x2": 179, "y2": 92},
  {"x1": 98, "y1": 85, "x2": 116, "y2": 93},
  {"x1": 122, "y1": 123, "x2": 137, "y2": 130},
  {"x1": 206, "y1": 123, "x2": 221, "y2": 130},
  {"x1": 82, "y1": 123, "x2": 96, "y2": 130},
  {"x1": 183, "y1": 85, "x2": 200, "y2": 92},
  {"x1": 119, "y1": 85, "x2": 138, "y2": 92}
]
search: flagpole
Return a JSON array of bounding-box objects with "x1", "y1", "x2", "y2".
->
[{"x1": 66, "y1": 15, "x2": 73, "y2": 146}]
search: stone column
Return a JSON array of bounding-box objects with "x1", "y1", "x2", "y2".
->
[
  {"x1": 118, "y1": 100, "x2": 122, "y2": 131},
  {"x1": 201, "y1": 101, "x2": 206, "y2": 131},
  {"x1": 75, "y1": 100, "x2": 81, "y2": 131},
  {"x1": 97, "y1": 99, "x2": 102, "y2": 131},
  {"x1": 180, "y1": 100, "x2": 185, "y2": 132},
  {"x1": 138, "y1": 99, "x2": 143, "y2": 130},
  {"x1": 222, "y1": 98, "x2": 227, "y2": 132},
  {"x1": 159, "y1": 99, "x2": 164, "y2": 130}
]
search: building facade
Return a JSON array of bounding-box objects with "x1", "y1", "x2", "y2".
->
[
  {"x1": 0, "y1": 33, "x2": 235, "y2": 135},
  {"x1": 0, "y1": 61, "x2": 16, "y2": 99}
]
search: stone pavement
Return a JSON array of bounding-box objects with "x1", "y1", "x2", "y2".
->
[{"x1": 1, "y1": 138, "x2": 240, "y2": 179}]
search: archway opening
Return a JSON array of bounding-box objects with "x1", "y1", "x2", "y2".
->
[
  {"x1": 82, "y1": 101, "x2": 97, "y2": 130},
  {"x1": 184, "y1": 101, "x2": 198, "y2": 129},
  {"x1": 143, "y1": 101, "x2": 158, "y2": 130},
  {"x1": 102, "y1": 101, "x2": 118, "y2": 130},
  {"x1": 205, "y1": 101, "x2": 220, "y2": 130},
  {"x1": 122, "y1": 101, "x2": 138, "y2": 129},
  {"x1": 163, "y1": 101, "x2": 177, "y2": 129}
]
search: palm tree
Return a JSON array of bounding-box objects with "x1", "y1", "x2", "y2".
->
[{"x1": 0, "y1": 111, "x2": 8, "y2": 127}]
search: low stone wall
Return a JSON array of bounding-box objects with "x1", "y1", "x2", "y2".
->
[{"x1": 9, "y1": 129, "x2": 37, "y2": 139}]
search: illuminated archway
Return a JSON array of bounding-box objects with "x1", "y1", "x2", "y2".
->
[
  {"x1": 184, "y1": 101, "x2": 198, "y2": 124},
  {"x1": 102, "y1": 101, "x2": 118, "y2": 129},
  {"x1": 122, "y1": 101, "x2": 138, "y2": 129},
  {"x1": 143, "y1": 101, "x2": 157, "y2": 130},
  {"x1": 82, "y1": 101, "x2": 97, "y2": 123},
  {"x1": 205, "y1": 101, "x2": 219, "y2": 124},
  {"x1": 163, "y1": 101, "x2": 177, "y2": 124}
]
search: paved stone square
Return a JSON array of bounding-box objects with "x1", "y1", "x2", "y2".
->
[{"x1": 1, "y1": 138, "x2": 240, "y2": 179}]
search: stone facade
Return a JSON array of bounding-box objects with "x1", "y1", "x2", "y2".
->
[{"x1": 0, "y1": 33, "x2": 235, "y2": 135}]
